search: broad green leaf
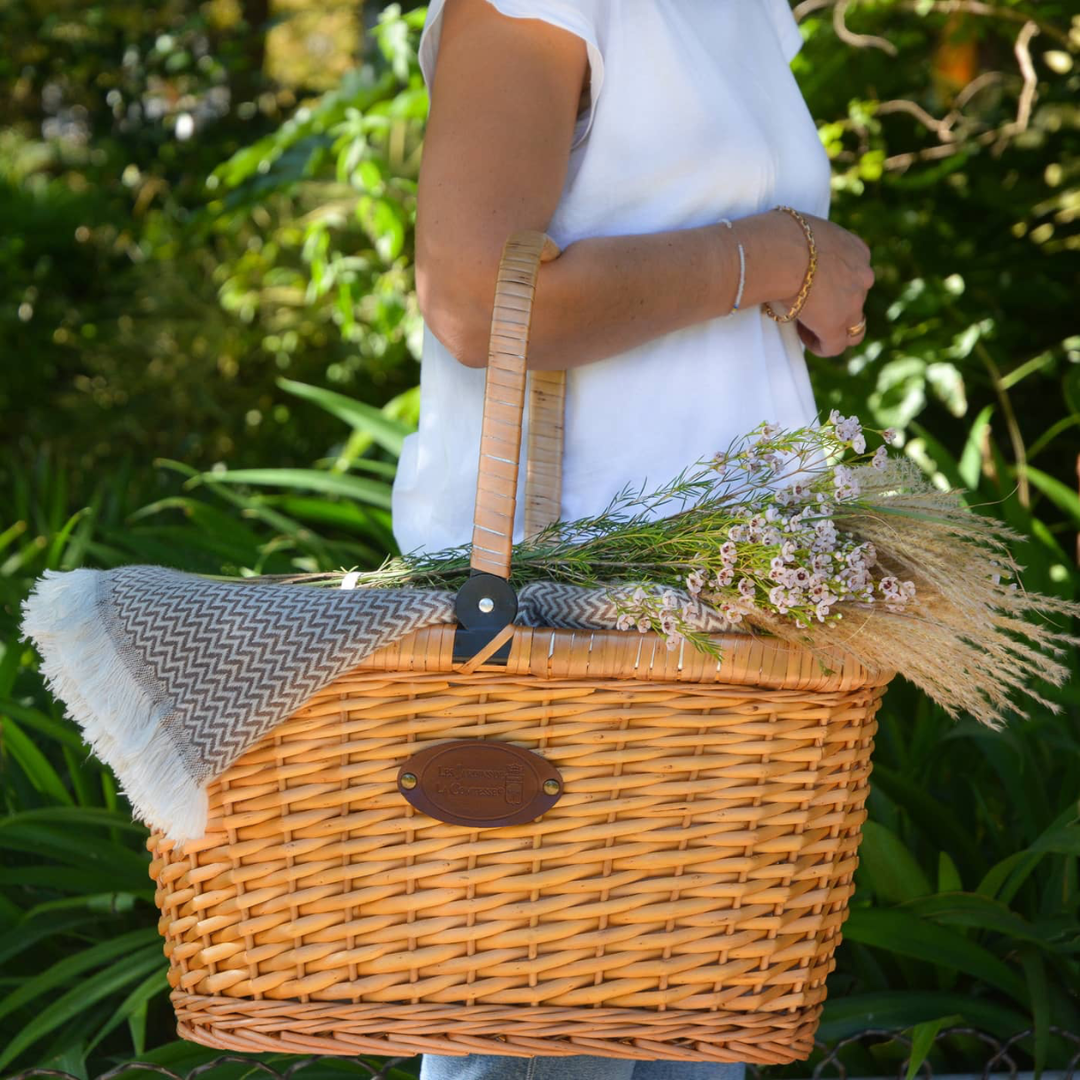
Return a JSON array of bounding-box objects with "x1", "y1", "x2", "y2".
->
[
  {"x1": 901, "y1": 892, "x2": 1057, "y2": 946},
  {"x1": 85, "y1": 966, "x2": 170, "y2": 1053},
  {"x1": 311, "y1": 453, "x2": 398, "y2": 478},
  {"x1": 108, "y1": 1042, "x2": 244, "y2": 1070},
  {"x1": 110, "y1": 523, "x2": 264, "y2": 567},
  {"x1": 978, "y1": 848, "x2": 1040, "y2": 905},
  {"x1": 40, "y1": 1046, "x2": 89, "y2": 1077},
  {"x1": 1000, "y1": 349, "x2": 1057, "y2": 391},
  {"x1": 857, "y1": 821, "x2": 933, "y2": 903},
  {"x1": 61, "y1": 743, "x2": 95, "y2": 805},
  {"x1": 278, "y1": 376, "x2": 409, "y2": 454},
  {"x1": 925, "y1": 361, "x2": 967, "y2": 417},
  {"x1": 22, "y1": 892, "x2": 139, "y2": 919},
  {"x1": 0, "y1": 927, "x2": 158, "y2": 1026},
  {"x1": 0, "y1": 944, "x2": 164, "y2": 1070},
  {"x1": 980, "y1": 807, "x2": 1080, "y2": 904},
  {"x1": 0, "y1": 638, "x2": 22, "y2": 699},
  {"x1": 958, "y1": 405, "x2": 994, "y2": 490},
  {"x1": 867, "y1": 764, "x2": 981, "y2": 879},
  {"x1": 1, "y1": 715, "x2": 72, "y2": 805},
  {"x1": 0, "y1": 821, "x2": 149, "y2": 882},
  {"x1": 842, "y1": 907, "x2": 1027, "y2": 1003},
  {"x1": 0, "y1": 911, "x2": 96, "y2": 967},
  {"x1": 45, "y1": 506, "x2": 90, "y2": 571},
  {"x1": 0, "y1": 520, "x2": 28, "y2": 558},
  {"x1": 818, "y1": 990, "x2": 1029, "y2": 1041},
  {"x1": 1019, "y1": 464, "x2": 1080, "y2": 528},
  {"x1": 198, "y1": 467, "x2": 393, "y2": 509},
  {"x1": 906, "y1": 1015, "x2": 963, "y2": 1080},
  {"x1": 1029, "y1": 415, "x2": 1080, "y2": 462},
  {"x1": 0, "y1": 699, "x2": 85, "y2": 751},
  {"x1": 1029, "y1": 824, "x2": 1080, "y2": 856},
  {"x1": 128, "y1": 1000, "x2": 149, "y2": 1058},
  {"x1": 266, "y1": 495, "x2": 389, "y2": 539},
  {"x1": 1, "y1": 866, "x2": 153, "y2": 895},
  {"x1": 1019, "y1": 945, "x2": 1050, "y2": 1080},
  {"x1": 127, "y1": 496, "x2": 267, "y2": 547},
  {"x1": 0, "y1": 806, "x2": 147, "y2": 833},
  {"x1": 908, "y1": 421, "x2": 968, "y2": 493},
  {"x1": 938, "y1": 851, "x2": 962, "y2": 894},
  {"x1": 383, "y1": 384, "x2": 420, "y2": 429}
]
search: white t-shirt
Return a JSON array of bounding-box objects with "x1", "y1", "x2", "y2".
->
[{"x1": 391, "y1": 0, "x2": 832, "y2": 557}]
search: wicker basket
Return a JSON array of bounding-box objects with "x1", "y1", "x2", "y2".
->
[{"x1": 148, "y1": 231, "x2": 895, "y2": 1064}]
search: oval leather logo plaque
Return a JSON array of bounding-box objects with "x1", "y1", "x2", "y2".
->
[{"x1": 397, "y1": 740, "x2": 563, "y2": 828}]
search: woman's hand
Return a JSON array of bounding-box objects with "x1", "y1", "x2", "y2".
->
[{"x1": 743, "y1": 209, "x2": 874, "y2": 356}]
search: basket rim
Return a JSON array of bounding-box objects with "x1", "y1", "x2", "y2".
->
[{"x1": 354, "y1": 622, "x2": 896, "y2": 692}]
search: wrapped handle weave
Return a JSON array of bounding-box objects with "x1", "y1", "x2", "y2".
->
[{"x1": 469, "y1": 231, "x2": 563, "y2": 579}]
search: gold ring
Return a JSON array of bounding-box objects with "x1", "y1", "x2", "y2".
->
[{"x1": 847, "y1": 318, "x2": 867, "y2": 336}]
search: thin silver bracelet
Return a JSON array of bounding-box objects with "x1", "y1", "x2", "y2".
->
[{"x1": 718, "y1": 217, "x2": 745, "y2": 317}]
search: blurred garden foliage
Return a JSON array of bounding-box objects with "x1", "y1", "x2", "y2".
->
[{"x1": 1, "y1": 0, "x2": 1080, "y2": 1075}]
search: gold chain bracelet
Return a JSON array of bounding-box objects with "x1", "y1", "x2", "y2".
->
[{"x1": 764, "y1": 205, "x2": 817, "y2": 323}]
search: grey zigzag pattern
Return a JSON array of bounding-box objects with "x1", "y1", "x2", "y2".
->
[
  {"x1": 101, "y1": 566, "x2": 456, "y2": 784},
  {"x1": 96, "y1": 567, "x2": 740, "y2": 789},
  {"x1": 516, "y1": 581, "x2": 736, "y2": 633}
]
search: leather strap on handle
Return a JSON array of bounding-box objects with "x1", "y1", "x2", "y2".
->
[{"x1": 469, "y1": 231, "x2": 563, "y2": 579}]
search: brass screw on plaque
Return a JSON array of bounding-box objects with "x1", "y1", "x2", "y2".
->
[
  {"x1": 543, "y1": 779, "x2": 560, "y2": 795},
  {"x1": 401, "y1": 772, "x2": 418, "y2": 790}
]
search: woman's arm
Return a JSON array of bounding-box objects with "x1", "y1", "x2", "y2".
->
[{"x1": 416, "y1": 0, "x2": 874, "y2": 370}]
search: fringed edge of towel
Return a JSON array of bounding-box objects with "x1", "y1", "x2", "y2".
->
[{"x1": 20, "y1": 568, "x2": 209, "y2": 843}]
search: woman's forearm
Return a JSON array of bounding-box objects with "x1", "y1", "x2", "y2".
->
[
  {"x1": 524, "y1": 212, "x2": 809, "y2": 371},
  {"x1": 418, "y1": 210, "x2": 812, "y2": 371}
]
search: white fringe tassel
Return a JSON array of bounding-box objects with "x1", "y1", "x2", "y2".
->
[{"x1": 20, "y1": 569, "x2": 209, "y2": 843}]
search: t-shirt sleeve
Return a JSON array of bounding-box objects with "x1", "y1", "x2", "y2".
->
[
  {"x1": 418, "y1": 0, "x2": 606, "y2": 150},
  {"x1": 763, "y1": 0, "x2": 805, "y2": 63}
]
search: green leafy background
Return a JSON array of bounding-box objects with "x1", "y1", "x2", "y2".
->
[{"x1": 1, "y1": 1, "x2": 1079, "y2": 1076}]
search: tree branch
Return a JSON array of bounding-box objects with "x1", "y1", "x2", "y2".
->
[
  {"x1": 833, "y1": 0, "x2": 898, "y2": 55},
  {"x1": 893, "y1": 0, "x2": 1069, "y2": 48},
  {"x1": 990, "y1": 20, "x2": 1039, "y2": 155},
  {"x1": 792, "y1": 0, "x2": 1070, "y2": 49},
  {"x1": 878, "y1": 21, "x2": 1040, "y2": 172}
]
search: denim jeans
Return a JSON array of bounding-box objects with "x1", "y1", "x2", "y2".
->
[{"x1": 420, "y1": 1052, "x2": 748, "y2": 1080}]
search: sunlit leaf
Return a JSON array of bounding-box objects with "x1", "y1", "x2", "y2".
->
[{"x1": 198, "y1": 468, "x2": 393, "y2": 509}]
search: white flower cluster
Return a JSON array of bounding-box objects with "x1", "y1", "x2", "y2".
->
[
  {"x1": 609, "y1": 413, "x2": 917, "y2": 650},
  {"x1": 676, "y1": 493, "x2": 916, "y2": 629},
  {"x1": 682, "y1": 542, "x2": 752, "y2": 628},
  {"x1": 614, "y1": 585, "x2": 701, "y2": 651},
  {"x1": 833, "y1": 464, "x2": 861, "y2": 501},
  {"x1": 877, "y1": 575, "x2": 918, "y2": 613},
  {"x1": 828, "y1": 409, "x2": 867, "y2": 453}
]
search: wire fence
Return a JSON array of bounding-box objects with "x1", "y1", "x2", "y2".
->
[{"x1": 6, "y1": 1026, "x2": 1080, "y2": 1080}]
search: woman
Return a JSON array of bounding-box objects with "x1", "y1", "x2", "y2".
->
[{"x1": 390, "y1": 0, "x2": 875, "y2": 1076}]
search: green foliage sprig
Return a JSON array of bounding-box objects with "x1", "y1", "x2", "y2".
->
[{"x1": 319, "y1": 411, "x2": 1080, "y2": 731}]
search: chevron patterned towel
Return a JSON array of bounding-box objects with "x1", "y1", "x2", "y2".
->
[{"x1": 21, "y1": 564, "x2": 737, "y2": 843}]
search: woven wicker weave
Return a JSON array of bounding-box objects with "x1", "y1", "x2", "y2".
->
[{"x1": 148, "y1": 231, "x2": 894, "y2": 1064}]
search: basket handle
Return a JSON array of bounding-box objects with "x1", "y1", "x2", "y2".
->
[{"x1": 469, "y1": 230, "x2": 563, "y2": 579}]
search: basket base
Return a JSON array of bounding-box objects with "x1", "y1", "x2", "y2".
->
[{"x1": 172, "y1": 993, "x2": 819, "y2": 1064}]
